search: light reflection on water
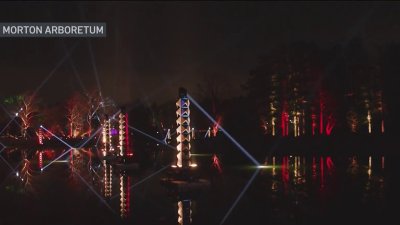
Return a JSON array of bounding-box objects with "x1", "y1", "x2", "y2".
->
[{"x1": 0, "y1": 148, "x2": 392, "y2": 225}]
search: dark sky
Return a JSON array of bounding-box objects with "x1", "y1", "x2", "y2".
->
[{"x1": 1, "y1": 2, "x2": 400, "y2": 105}]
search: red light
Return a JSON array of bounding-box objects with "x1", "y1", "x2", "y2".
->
[
  {"x1": 38, "y1": 151, "x2": 43, "y2": 169},
  {"x1": 212, "y1": 154, "x2": 222, "y2": 173},
  {"x1": 326, "y1": 156, "x2": 334, "y2": 171},
  {"x1": 320, "y1": 96, "x2": 324, "y2": 135},
  {"x1": 212, "y1": 115, "x2": 222, "y2": 137},
  {"x1": 320, "y1": 156, "x2": 324, "y2": 189},
  {"x1": 125, "y1": 113, "x2": 134, "y2": 158}
]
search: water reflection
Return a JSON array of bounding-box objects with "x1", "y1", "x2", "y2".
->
[
  {"x1": 20, "y1": 150, "x2": 33, "y2": 191},
  {"x1": 119, "y1": 170, "x2": 131, "y2": 218},
  {"x1": 177, "y1": 199, "x2": 192, "y2": 225},
  {"x1": 265, "y1": 155, "x2": 385, "y2": 196},
  {"x1": 0, "y1": 148, "x2": 391, "y2": 225},
  {"x1": 348, "y1": 156, "x2": 359, "y2": 175},
  {"x1": 103, "y1": 160, "x2": 112, "y2": 198}
]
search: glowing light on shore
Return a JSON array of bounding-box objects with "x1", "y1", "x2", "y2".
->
[
  {"x1": 271, "y1": 117, "x2": 276, "y2": 136},
  {"x1": 367, "y1": 110, "x2": 372, "y2": 134},
  {"x1": 368, "y1": 156, "x2": 372, "y2": 178},
  {"x1": 272, "y1": 157, "x2": 276, "y2": 176}
]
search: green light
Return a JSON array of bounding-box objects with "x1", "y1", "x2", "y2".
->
[{"x1": 191, "y1": 154, "x2": 213, "y2": 157}]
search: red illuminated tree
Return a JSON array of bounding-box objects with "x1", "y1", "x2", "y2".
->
[{"x1": 66, "y1": 92, "x2": 86, "y2": 138}]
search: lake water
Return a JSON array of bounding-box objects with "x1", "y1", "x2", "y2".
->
[{"x1": 0, "y1": 148, "x2": 399, "y2": 225}]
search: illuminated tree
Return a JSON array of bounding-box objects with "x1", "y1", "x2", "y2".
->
[
  {"x1": 66, "y1": 92, "x2": 86, "y2": 138},
  {"x1": 245, "y1": 42, "x2": 324, "y2": 137},
  {"x1": 18, "y1": 94, "x2": 40, "y2": 138},
  {"x1": 83, "y1": 90, "x2": 116, "y2": 137},
  {"x1": 346, "y1": 110, "x2": 359, "y2": 133},
  {"x1": 3, "y1": 93, "x2": 42, "y2": 139}
]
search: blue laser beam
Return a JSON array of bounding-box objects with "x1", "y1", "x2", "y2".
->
[
  {"x1": 72, "y1": 169, "x2": 116, "y2": 214},
  {"x1": 220, "y1": 169, "x2": 260, "y2": 225},
  {"x1": 41, "y1": 110, "x2": 121, "y2": 171},
  {"x1": 0, "y1": 154, "x2": 18, "y2": 174},
  {"x1": 41, "y1": 126, "x2": 102, "y2": 171},
  {"x1": 87, "y1": 39, "x2": 104, "y2": 102},
  {"x1": 0, "y1": 104, "x2": 23, "y2": 130},
  {"x1": 61, "y1": 41, "x2": 89, "y2": 95},
  {"x1": 0, "y1": 104, "x2": 13, "y2": 118},
  {"x1": 188, "y1": 94, "x2": 261, "y2": 224},
  {"x1": 0, "y1": 116, "x2": 17, "y2": 136},
  {"x1": 32, "y1": 42, "x2": 80, "y2": 98},
  {"x1": 94, "y1": 131, "x2": 102, "y2": 147},
  {"x1": 0, "y1": 160, "x2": 26, "y2": 187},
  {"x1": 110, "y1": 165, "x2": 170, "y2": 200},
  {"x1": 40, "y1": 126, "x2": 73, "y2": 148},
  {"x1": 188, "y1": 95, "x2": 260, "y2": 166},
  {"x1": 127, "y1": 125, "x2": 176, "y2": 151}
]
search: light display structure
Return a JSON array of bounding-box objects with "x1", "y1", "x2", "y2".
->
[{"x1": 175, "y1": 88, "x2": 193, "y2": 169}]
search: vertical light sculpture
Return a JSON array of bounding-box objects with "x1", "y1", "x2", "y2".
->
[
  {"x1": 120, "y1": 171, "x2": 131, "y2": 218},
  {"x1": 108, "y1": 118, "x2": 114, "y2": 152},
  {"x1": 367, "y1": 110, "x2": 372, "y2": 134},
  {"x1": 271, "y1": 117, "x2": 276, "y2": 136},
  {"x1": 118, "y1": 109, "x2": 132, "y2": 157},
  {"x1": 102, "y1": 116, "x2": 110, "y2": 157},
  {"x1": 38, "y1": 127, "x2": 44, "y2": 145},
  {"x1": 176, "y1": 88, "x2": 192, "y2": 169},
  {"x1": 118, "y1": 112, "x2": 125, "y2": 157},
  {"x1": 118, "y1": 108, "x2": 133, "y2": 158},
  {"x1": 38, "y1": 151, "x2": 43, "y2": 170}
]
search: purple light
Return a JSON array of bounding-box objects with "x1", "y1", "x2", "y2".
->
[{"x1": 110, "y1": 128, "x2": 118, "y2": 135}]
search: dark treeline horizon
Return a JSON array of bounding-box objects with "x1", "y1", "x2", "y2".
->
[{"x1": 1, "y1": 37, "x2": 400, "y2": 138}]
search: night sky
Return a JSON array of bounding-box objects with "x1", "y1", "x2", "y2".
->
[{"x1": 1, "y1": 2, "x2": 400, "y2": 105}]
